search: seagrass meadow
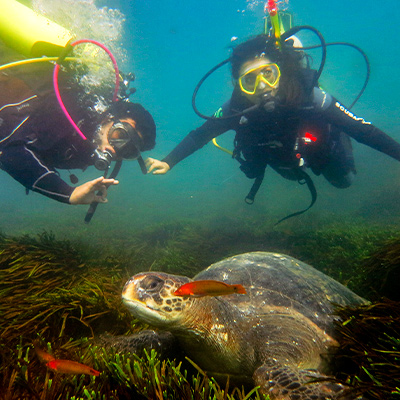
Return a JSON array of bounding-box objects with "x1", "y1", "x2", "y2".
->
[
  {"x1": 1, "y1": 221, "x2": 400, "y2": 399},
  {"x1": 1, "y1": 0, "x2": 400, "y2": 397}
]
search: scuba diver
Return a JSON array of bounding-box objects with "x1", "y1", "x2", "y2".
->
[
  {"x1": 0, "y1": 1, "x2": 156, "y2": 207},
  {"x1": 0, "y1": 64, "x2": 156, "y2": 205},
  {"x1": 146, "y1": 15, "x2": 400, "y2": 223}
]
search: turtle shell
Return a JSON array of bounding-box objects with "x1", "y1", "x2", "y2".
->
[{"x1": 193, "y1": 252, "x2": 366, "y2": 335}]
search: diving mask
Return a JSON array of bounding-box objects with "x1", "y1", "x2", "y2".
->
[
  {"x1": 93, "y1": 120, "x2": 147, "y2": 173},
  {"x1": 108, "y1": 121, "x2": 142, "y2": 160},
  {"x1": 238, "y1": 63, "x2": 281, "y2": 95}
]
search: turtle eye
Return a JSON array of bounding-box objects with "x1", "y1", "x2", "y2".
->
[{"x1": 141, "y1": 276, "x2": 164, "y2": 292}]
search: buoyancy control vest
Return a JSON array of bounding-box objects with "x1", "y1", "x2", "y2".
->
[{"x1": 230, "y1": 68, "x2": 321, "y2": 224}]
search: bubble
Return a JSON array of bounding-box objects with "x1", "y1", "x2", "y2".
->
[
  {"x1": 31, "y1": 0, "x2": 127, "y2": 112},
  {"x1": 246, "y1": 0, "x2": 290, "y2": 12}
]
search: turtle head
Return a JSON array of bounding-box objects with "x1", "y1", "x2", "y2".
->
[{"x1": 122, "y1": 272, "x2": 194, "y2": 328}]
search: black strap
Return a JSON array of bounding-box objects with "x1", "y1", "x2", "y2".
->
[
  {"x1": 137, "y1": 155, "x2": 148, "y2": 175},
  {"x1": 234, "y1": 148, "x2": 317, "y2": 224},
  {"x1": 108, "y1": 160, "x2": 123, "y2": 180},
  {"x1": 245, "y1": 172, "x2": 265, "y2": 204},
  {"x1": 274, "y1": 169, "x2": 317, "y2": 226},
  {"x1": 232, "y1": 150, "x2": 266, "y2": 205},
  {"x1": 56, "y1": 40, "x2": 74, "y2": 65},
  {"x1": 84, "y1": 160, "x2": 122, "y2": 224}
]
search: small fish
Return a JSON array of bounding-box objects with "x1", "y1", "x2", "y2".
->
[
  {"x1": 46, "y1": 359, "x2": 100, "y2": 376},
  {"x1": 35, "y1": 347, "x2": 56, "y2": 363},
  {"x1": 174, "y1": 280, "x2": 246, "y2": 297}
]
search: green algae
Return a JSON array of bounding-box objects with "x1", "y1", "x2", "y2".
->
[
  {"x1": 333, "y1": 299, "x2": 400, "y2": 400},
  {"x1": 0, "y1": 221, "x2": 399, "y2": 399},
  {"x1": 0, "y1": 232, "x2": 133, "y2": 346},
  {"x1": 357, "y1": 237, "x2": 400, "y2": 301},
  {"x1": 0, "y1": 342, "x2": 268, "y2": 400}
]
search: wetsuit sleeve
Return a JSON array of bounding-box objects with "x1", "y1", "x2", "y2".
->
[
  {"x1": 0, "y1": 144, "x2": 75, "y2": 203},
  {"x1": 162, "y1": 116, "x2": 233, "y2": 168},
  {"x1": 322, "y1": 96, "x2": 400, "y2": 161}
]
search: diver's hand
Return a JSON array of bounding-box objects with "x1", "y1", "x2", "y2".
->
[
  {"x1": 145, "y1": 157, "x2": 171, "y2": 175},
  {"x1": 69, "y1": 176, "x2": 119, "y2": 205}
]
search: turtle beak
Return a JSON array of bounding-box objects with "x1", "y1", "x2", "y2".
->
[
  {"x1": 121, "y1": 274, "x2": 171, "y2": 324},
  {"x1": 122, "y1": 272, "x2": 192, "y2": 327},
  {"x1": 121, "y1": 275, "x2": 150, "y2": 312},
  {"x1": 122, "y1": 277, "x2": 163, "y2": 325},
  {"x1": 122, "y1": 278, "x2": 138, "y2": 301}
]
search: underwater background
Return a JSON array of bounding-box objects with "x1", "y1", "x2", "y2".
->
[
  {"x1": 1, "y1": 2, "x2": 400, "y2": 399},
  {"x1": 1, "y1": 0, "x2": 400, "y2": 246}
]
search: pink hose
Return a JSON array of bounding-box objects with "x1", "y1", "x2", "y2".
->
[{"x1": 53, "y1": 39, "x2": 120, "y2": 140}]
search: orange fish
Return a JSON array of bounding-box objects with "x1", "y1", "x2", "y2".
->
[
  {"x1": 35, "y1": 347, "x2": 56, "y2": 363},
  {"x1": 174, "y1": 280, "x2": 246, "y2": 297},
  {"x1": 46, "y1": 359, "x2": 100, "y2": 376}
]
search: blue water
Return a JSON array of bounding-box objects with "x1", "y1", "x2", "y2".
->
[{"x1": 1, "y1": 0, "x2": 400, "y2": 241}]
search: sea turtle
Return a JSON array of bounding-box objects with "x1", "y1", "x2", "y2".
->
[{"x1": 122, "y1": 252, "x2": 367, "y2": 400}]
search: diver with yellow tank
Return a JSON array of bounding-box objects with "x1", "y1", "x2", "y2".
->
[
  {"x1": 146, "y1": 0, "x2": 400, "y2": 224},
  {"x1": 0, "y1": 0, "x2": 156, "y2": 215}
]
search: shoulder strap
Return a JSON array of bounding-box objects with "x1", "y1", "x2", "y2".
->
[{"x1": 300, "y1": 68, "x2": 319, "y2": 96}]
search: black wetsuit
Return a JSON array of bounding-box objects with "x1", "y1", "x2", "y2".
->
[
  {"x1": 0, "y1": 62, "x2": 105, "y2": 203},
  {"x1": 163, "y1": 87, "x2": 400, "y2": 189}
]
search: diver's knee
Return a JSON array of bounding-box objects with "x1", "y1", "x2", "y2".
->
[{"x1": 326, "y1": 171, "x2": 355, "y2": 188}]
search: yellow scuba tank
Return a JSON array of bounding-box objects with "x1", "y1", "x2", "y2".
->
[{"x1": 0, "y1": 0, "x2": 73, "y2": 57}]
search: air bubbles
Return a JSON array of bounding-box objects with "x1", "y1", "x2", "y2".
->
[
  {"x1": 245, "y1": 0, "x2": 290, "y2": 13},
  {"x1": 32, "y1": 0, "x2": 127, "y2": 113}
]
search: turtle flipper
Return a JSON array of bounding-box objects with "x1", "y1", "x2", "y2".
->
[
  {"x1": 253, "y1": 363, "x2": 355, "y2": 400},
  {"x1": 96, "y1": 330, "x2": 181, "y2": 359}
]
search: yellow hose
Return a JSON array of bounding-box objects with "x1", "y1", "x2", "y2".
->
[
  {"x1": 0, "y1": 57, "x2": 77, "y2": 72},
  {"x1": 212, "y1": 138, "x2": 233, "y2": 156}
]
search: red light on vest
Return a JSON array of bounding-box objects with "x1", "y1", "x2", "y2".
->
[{"x1": 304, "y1": 132, "x2": 317, "y2": 142}]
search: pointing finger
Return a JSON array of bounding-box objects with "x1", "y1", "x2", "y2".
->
[{"x1": 102, "y1": 179, "x2": 119, "y2": 187}]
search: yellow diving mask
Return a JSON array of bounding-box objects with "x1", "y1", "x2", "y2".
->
[{"x1": 238, "y1": 63, "x2": 281, "y2": 95}]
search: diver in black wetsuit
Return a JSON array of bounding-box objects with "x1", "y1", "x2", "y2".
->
[
  {"x1": 146, "y1": 34, "x2": 400, "y2": 214},
  {"x1": 0, "y1": 59, "x2": 156, "y2": 206}
]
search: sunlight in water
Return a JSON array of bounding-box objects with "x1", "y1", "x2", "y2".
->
[{"x1": 31, "y1": 0, "x2": 128, "y2": 112}]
